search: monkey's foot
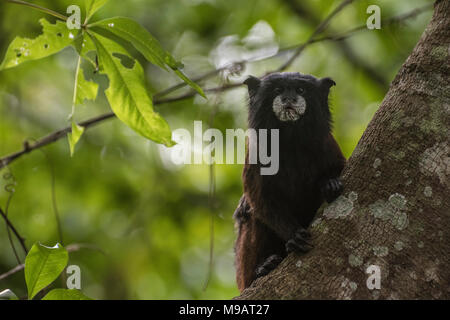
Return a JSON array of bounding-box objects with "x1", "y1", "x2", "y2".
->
[
  {"x1": 321, "y1": 177, "x2": 343, "y2": 203},
  {"x1": 255, "y1": 254, "x2": 283, "y2": 278},
  {"x1": 285, "y1": 227, "x2": 313, "y2": 254}
]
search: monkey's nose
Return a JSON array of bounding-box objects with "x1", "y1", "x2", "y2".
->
[{"x1": 282, "y1": 96, "x2": 297, "y2": 104}]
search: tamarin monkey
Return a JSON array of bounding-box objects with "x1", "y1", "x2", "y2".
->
[{"x1": 233, "y1": 72, "x2": 346, "y2": 292}]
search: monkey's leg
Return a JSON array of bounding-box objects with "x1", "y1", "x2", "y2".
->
[{"x1": 234, "y1": 217, "x2": 285, "y2": 291}]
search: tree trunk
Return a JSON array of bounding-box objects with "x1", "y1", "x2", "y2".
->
[{"x1": 237, "y1": 0, "x2": 449, "y2": 300}]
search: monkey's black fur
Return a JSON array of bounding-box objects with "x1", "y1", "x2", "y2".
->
[{"x1": 234, "y1": 72, "x2": 346, "y2": 292}]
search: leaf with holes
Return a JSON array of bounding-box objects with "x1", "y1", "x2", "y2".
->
[
  {"x1": 90, "y1": 17, "x2": 205, "y2": 98},
  {"x1": 76, "y1": 66, "x2": 98, "y2": 105},
  {"x1": 89, "y1": 31, "x2": 174, "y2": 146},
  {"x1": 25, "y1": 243, "x2": 68, "y2": 300},
  {"x1": 0, "y1": 19, "x2": 78, "y2": 70}
]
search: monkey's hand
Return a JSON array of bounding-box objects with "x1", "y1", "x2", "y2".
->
[
  {"x1": 285, "y1": 227, "x2": 313, "y2": 254},
  {"x1": 321, "y1": 177, "x2": 343, "y2": 203}
]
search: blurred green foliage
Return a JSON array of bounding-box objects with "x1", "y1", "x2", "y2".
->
[{"x1": 0, "y1": 0, "x2": 432, "y2": 299}]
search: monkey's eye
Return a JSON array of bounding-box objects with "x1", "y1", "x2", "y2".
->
[
  {"x1": 274, "y1": 87, "x2": 283, "y2": 95},
  {"x1": 296, "y1": 87, "x2": 305, "y2": 95}
]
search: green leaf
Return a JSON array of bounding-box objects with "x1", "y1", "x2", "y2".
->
[
  {"x1": 90, "y1": 17, "x2": 205, "y2": 98},
  {"x1": 85, "y1": 0, "x2": 109, "y2": 21},
  {"x1": 25, "y1": 243, "x2": 69, "y2": 300},
  {"x1": 89, "y1": 31, "x2": 174, "y2": 146},
  {"x1": 43, "y1": 289, "x2": 93, "y2": 300},
  {"x1": 0, "y1": 19, "x2": 78, "y2": 70},
  {"x1": 68, "y1": 121, "x2": 85, "y2": 157},
  {"x1": 73, "y1": 33, "x2": 98, "y2": 67},
  {"x1": 173, "y1": 69, "x2": 205, "y2": 98},
  {"x1": 76, "y1": 66, "x2": 98, "y2": 105}
]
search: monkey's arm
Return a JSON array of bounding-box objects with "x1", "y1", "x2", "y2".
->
[{"x1": 319, "y1": 134, "x2": 347, "y2": 202}]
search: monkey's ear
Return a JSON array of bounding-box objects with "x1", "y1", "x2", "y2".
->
[
  {"x1": 319, "y1": 77, "x2": 336, "y2": 90},
  {"x1": 243, "y1": 76, "x2": 261, "y2": 95}
]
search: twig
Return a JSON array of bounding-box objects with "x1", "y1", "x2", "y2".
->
[
  {"x1": 0, "y1": 84, "x2": 241, "y2": 170},
  {"x1": 0, "y1": 4, "x2": 432, "y2": 170},
  {"x1": 0, "y1": 263, "x2": 24, "y2": 281},
  {"x1": 5, "y1": 0, "x2": 68, "y2": 21},
  {"x1": 0, "y1": 207, "x2": 28, "y2": 255},
  {"x1": 154, "y1": 62, "x2": 245, "y2": 99},
  {"x1": 2, "y1": 169, "x2": 22, "y2": 264},
  {"x1": 311, "y1": 3, "x2": 434, "y2": 44},
  {"x1": 0, "y1": 242, "x2": 105, "y2": 281},
  {"x1": 276, "y1": 0, "x2": 355, "y2": 72},
  {"x1": 0, "y1": 113, "x2": 115, "y2": 170},
  {"x1": 283, "y1": 0, "x2": 388, "y2": 88},
  {"x1": 29, "y1": 141, "x2": 64, "y2": 246}
]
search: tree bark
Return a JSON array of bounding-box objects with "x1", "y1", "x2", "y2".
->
[{"x1": 237, "y1": 0, "x2": 449, "y2": 300}]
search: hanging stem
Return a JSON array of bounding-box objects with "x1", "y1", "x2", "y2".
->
[
  {"x1": 68, "y1": 55, "x2": 82, "y2": 121},
  {"x1": 6, "y1": 0, "x2": 68, "y2": 21}
]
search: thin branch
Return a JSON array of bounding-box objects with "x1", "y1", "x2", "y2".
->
[
  {"x1": 311, "y1": 3, "x2": 434, "y2": 44},
  {"x1": 0, "y1": 263, "x2": 23, "y2": 281},
  {"x1": 30, "y1": 144, "x2": 64, "y2": 246},
  {"x1": 0, "y1": 4, "x2": 432, "y2": 170},
  {"x1": 154, "y1": 62, "x2": 245, "y2": 99},
  {"x1": 283, "y1": 0, "x2": 388, "y2": 89},
  {"x1": 2, "y1": 170, "x2": 22, "y2": 264},
  {"x1": 5, "y1": 0, "x2": 68, "y2": 21},
  {"x1": 0, "y1": 207, "x2": 28, "y2": 255},
  {"x1": 0, "y1": 243, "x2": 105, "y2": 281},
  {"x1": 276, "y1": 0, "x2": 355, "y2": 72},
  {"x1": 0, "y1": 84, "x2": 241, "y2": 170}
]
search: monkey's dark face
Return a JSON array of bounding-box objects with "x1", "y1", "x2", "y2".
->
[
  {"x1": 244, "y1": 72, "x2": 335, "y2": 131},
  {"x1": 270, "y1": 80, "x2": 308, "y2": 122}
]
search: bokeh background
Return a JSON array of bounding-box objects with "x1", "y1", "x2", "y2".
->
[{"x1": 0, "y1": 0, "x2": 432, "y2": 299}]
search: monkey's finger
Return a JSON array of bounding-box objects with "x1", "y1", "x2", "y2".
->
[
  {"x1": 294, "y1": 232, "x2": 313, "y2": 245},
  {"x1": 295, "y1": 228, "x2": 312, "y2": 240},
  {"x1": 286, "y1": 239, "x2": 313, "y2": 253},
  {"x1": 333, "y1": 180, "x2": 339, "y2": 192}
]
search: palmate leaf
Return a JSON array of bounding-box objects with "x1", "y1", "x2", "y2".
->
[
  {"x1": 90, "y1": 17, "x2": 205, "y2": 97},
  {"x1": 0, "y1": 19, "x2": 77, "y2": 70},
  {"x1": 85, "y1": 0, "x2": 109, "y2": 21},
  {"x1": 43, "y1": 289, "x2": 93, "y2": 300},
  {"x1": 25, "y1": 243, "x2": 68, "y2": 300},
  {"x1": 89, "y1": 31, "x2": 174, "y2": 146}
]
